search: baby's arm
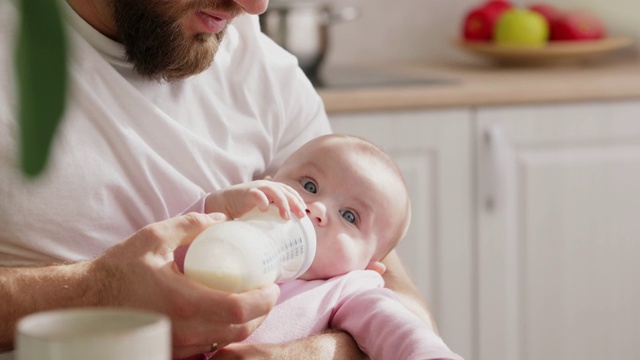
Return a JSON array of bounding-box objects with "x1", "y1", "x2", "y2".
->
[
  {"x1": 204, "y1": 180, "x2": 306, "y2": 220},
  {"x1": 331, "y1": 272, "x2": 463, "y2": 360}
]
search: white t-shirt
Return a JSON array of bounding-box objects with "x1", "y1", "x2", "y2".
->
[{"x1": 0, "y1": 1, "x2": 331, "y2": 266}]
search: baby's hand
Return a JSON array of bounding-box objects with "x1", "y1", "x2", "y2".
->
[{"x1": 206, "y1": 180, "x2": 306, "y2": 220}]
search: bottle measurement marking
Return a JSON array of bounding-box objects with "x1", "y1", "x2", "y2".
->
[{"x1": 261, "y1": 236, "x2": 306, "y2": 273}]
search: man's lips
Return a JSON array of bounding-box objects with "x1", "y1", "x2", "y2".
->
[{"x1": 195, "y1": 11, "x2": 229, "y2": 34}]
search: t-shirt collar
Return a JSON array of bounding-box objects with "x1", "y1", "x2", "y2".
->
[{"x1": 62, "y1": 1, "x2": 131, "y2": 68}]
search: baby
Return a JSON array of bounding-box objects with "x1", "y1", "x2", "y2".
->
[
  {"x1": 205, "y1": 133, "x2": 410, "y2": 281},
  {"x1": 193, "y1": 134, "x2": 462, "y2": 359}
]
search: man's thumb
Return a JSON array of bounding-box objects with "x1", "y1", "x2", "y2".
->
[{"x1": 171, "y1": 212, "x2": 227, "y2": 273}]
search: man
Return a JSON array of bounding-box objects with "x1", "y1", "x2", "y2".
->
[{"x1": 0, "y1": 0, "x2": 435, "y2": 359}]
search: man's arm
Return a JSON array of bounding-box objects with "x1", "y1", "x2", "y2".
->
[
  {"x1": 211, "y1": 330, "x2": 368, "y2": 360},
  {"x1": 381, "y1": 250, "x2": 439, "y2": 333},
  {"x1": 0, "y1": 261, "x2": 99, "y2": 351}
]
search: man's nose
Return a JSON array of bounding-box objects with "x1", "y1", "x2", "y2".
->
[
  {"x1": 305, "y1": 202, "x2": 328, "y2": 227},
  {"x1": 232, "y1": 0, "x2": 269, "y2": 15}
]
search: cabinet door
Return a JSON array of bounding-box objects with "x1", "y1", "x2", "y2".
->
[
  {"x1": 330, "y1": 109, "x2": 473, "y2": 360},
  {"x1": 476, "y1": 100, "x2": 640, "y2": 360}
]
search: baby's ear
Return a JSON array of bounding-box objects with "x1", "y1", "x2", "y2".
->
[{"x1": 365, "y1": 261, "x2": 387, "y2": 275}]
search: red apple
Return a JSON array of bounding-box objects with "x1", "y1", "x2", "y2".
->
[
  {"x1": 462, "y1": 0, "x2": 513, "y2": 41},
  {"x1": 485, "y1": 0, "x2": 513, "y2": 12},
  {"x1": 550, "y1": 9, "x2": 606, "y2": 41},
  {"x1": 528, "y1": 3, "x2": 561, "y2": 24}
]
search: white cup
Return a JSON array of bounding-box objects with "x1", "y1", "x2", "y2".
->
[{"x1": 16, "y1": 308, "x2": 171, "y2": 360}]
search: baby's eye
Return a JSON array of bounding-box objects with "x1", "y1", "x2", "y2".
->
[
  {"x1": 339, "y1": 209, "x2": 357, "y2": 224},
  {"x1": 301, "y1": 179, "x2": 317, "y2": 194}
]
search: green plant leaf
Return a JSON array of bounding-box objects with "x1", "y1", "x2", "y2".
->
[{"x1": 16, "y1": 0, "x2": 68, "y2": 177}]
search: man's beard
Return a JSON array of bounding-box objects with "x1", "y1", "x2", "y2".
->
[{"x1": 111, "y1": 0, "x2": 241, "y2": 81}]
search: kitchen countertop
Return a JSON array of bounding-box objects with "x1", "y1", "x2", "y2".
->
[{"x1": 317, "y1": 58, "x2": 640, "y2": 114}]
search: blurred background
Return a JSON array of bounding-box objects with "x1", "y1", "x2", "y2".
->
[
  {"x1": 261, "y1": 2, "x2": 640, "y2": 360},
  {"x1": 324, "y1": 0, "x2": 639, "y2": 67}
]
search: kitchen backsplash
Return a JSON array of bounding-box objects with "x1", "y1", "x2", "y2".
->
[{"x1": 323, "y1": 0, "x2": 640, "y2": 67}]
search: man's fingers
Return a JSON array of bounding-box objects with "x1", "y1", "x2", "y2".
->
[
  {"x1": 171, "y1": 285, "x2": 279, "y2": 358},
  {"x1": 152, "y1": 212, "x2": 227, "y2": 251},
  {"x1": 229, "y1": 284, "x2": 280, "y2": 323},
  {"x1": 200, "y1": 284, "x2": 280, "y2": 324}
]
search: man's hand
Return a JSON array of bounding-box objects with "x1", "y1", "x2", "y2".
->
[
  {"x1": 0, "y1": 213, "x2": 279, "y2": 359},
  {"x1": 92, "y1": 212, "x2": 280, "y2": 359}
]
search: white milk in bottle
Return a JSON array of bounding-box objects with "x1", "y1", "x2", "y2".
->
[{"x1": 184, "y1": 206, "x2": 316, "y2": 293}]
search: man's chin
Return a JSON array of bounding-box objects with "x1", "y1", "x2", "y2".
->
[{"x1": 137, "y1": 38, "x2": 219, "y2": 81}]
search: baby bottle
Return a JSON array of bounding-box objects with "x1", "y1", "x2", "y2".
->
[{"x1": 183, "y1": 206, "x2": 317, "y2": 293}]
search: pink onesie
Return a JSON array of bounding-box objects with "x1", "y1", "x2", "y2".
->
[{"x1": 239, "y1": 270, "x2": 463, "y2": 360}]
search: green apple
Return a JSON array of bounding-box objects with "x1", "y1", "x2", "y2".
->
[{"x1": 494, "y1": 9, "x2": 549, "y2": 46}]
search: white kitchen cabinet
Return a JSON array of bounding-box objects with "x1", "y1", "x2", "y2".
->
[
  {"x1": 475, "y1": 100, "x2": 640, "y2": 360},
  {"x1": 329, "y1": 109, "x2": 474, "y2": 360},
  {"x1": 329, "y1": 99, "x2": 640, "y2": 360}
]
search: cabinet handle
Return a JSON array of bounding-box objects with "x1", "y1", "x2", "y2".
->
[
  {"x1": 482, "y1": 126, "x2": 522, "y2": 357},
  {"x1": 482, "y1": 126, "x2": 510, "y2": 212}
]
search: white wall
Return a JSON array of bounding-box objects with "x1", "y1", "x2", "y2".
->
[
  {"x1": 324, "y1": 0, "x2": 640, "y2": 67},
  {"x1": 560, "y1": 0, "x2": 639, "y2": 39}
]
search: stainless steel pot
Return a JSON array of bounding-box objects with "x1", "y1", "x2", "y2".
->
[{"x1": 259, "y1": 1, "x2": 358, "y2": 83}]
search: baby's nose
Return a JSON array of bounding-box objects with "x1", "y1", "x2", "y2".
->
[{"x1": 306, "y1": 202, "x2": 327, "y2": 227}]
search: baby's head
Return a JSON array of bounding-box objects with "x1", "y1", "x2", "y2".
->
[{"x1": 273, "y1": 134, "x2": 411, "y2": 280}]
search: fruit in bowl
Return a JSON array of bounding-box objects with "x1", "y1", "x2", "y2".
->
[
  {"x1": 455, "y1": 2, "x2": 629, "y2": 65},
  {"x1": 462, "y1": 0, "x2": 513, "y2": 41},
  {"x1": 528, "y1": 3, "x2": 561, "y2": 25},
  {"x1": 494, "y1": 8, "x2": 549, "y2": 46},
  {"x1": 550, "y1": 9, "x2": 606, "y2": 41}
]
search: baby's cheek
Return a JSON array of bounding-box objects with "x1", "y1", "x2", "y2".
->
[{"x1": 332, "y1": 240, "x2": 368, "y2": 272}]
